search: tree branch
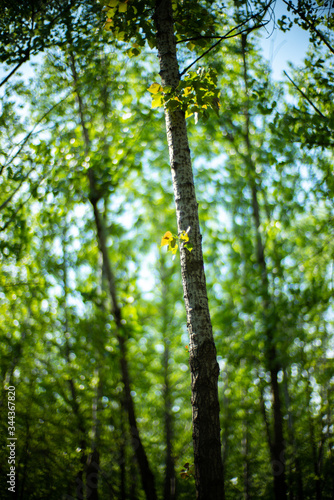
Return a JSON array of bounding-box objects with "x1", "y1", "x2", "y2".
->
[
  {"x1": 1, "y1": 91, "x2": 72, "y2": 177},
  {"x1": 282, "y1": 0, "x2": 334, "y2": 55},
  {"x1": 0, "y1": 54, "x2": 30, "y2": 88},
  {"x1": 0, "y1": 194, "x2": 31, "y2": 232},
  {"x1": 179, "y1": 8, "x2": 271, "y2": 77},
  {"x1": 283, "y1": 70, "x2": 327, "y2": 119},
  {"x1": 0, "y1": 0, "x2": 79, "y2": 87},
  {"x1": 0, "y1": 166, "x2": 35, "y2": 212}
]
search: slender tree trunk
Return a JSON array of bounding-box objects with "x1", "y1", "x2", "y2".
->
[
  {"x1": 270, "y1": 366, "x2": 287, "y2": 500},
  {"x1": 259, "y1": 381, "x2": 273, "y2": 453},
  {"x1": 283, "y1": 369, "x2": 304, "y2": 500},
  {"x1": 86, "y1": 370, "x2": 103, "y2": 500},
  {"x1": 153, "y1": 1, "x2": 224, "y2": 498},
  {"x1": 119, "y1": 399, "x2": 126, "y2": 500},
  {"x1": 86, "y1": 448, "x2": 100, "y2": 500},
  {"x1": 242, "y1": 410, "x2": 250, "y2": 500},
  {"x1": 305, "y1": 375, "x2": 322, "y2": 500},
  {"x1": 129, "y1": 452, "x2": 139, "y2": 500},
  {"x1": 327, "y1": 384, "x2": 334, "y2": 499},
  {"x1": 66, "y1": 41, "x2": 157, "y2": 500},
  {"x1": 240, "y1": 32, "x2": 287, "y2": 500},
  {"x1": 221, "y1": 372, "x2": 229, "y2": 491},
  {"x1": 91, "y1": 199, "x2": 157, "y2": 500},
  {"x1": 160, "y1": 259, "x2": 176, "y2": 500},
  {"x1": 18, "y1": 417, "x2": 30, "y2": 500},
  {"x1": 163, "y1": 337, "x2": 176, "y2": 500},
  {"x1": 62, "y1": 227, "x2": 88, "y2": 500}
]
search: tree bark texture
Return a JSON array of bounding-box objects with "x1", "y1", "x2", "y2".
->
[{"x1": 154, "y1": 1, "x2": 224, "y2": 499}]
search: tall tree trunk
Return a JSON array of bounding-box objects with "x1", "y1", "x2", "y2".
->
[
  {"x1": 86, "y1": 448, "x2": 100, "y2": 500},
  {"x1": 240, "y1": 32, "x2": 287, "y2": 500},
  {"x1": 66, "y1": 40, "x2": 157, "y2": 500},
  {"x1": 86, "y1": 370, "x2": 103, "y2": 500},
  {"x1": 92, "y1": 202, "x2": 157, "y2": 500},
  {"x1": 18, "y1": 416, "x2": 30, "y2": 500},
  {"x1": 306, "y1": 374, "x2": 322, "y2": 500},
  {"x1": 153, "y1": 1, "x2": 224, "y2": 499},
  {"x1": 62, "y1": 227, "x2": 88, "y2": 500},
  {"x1": 163, "y1": 337, "x2": 176, "y2": 500},
  {"x1": 221, "y1": 371, "x2": 230, "y2": 492},
  {"x1": 283, "y1": 369, "x2": 304, "y2": 500},
  {"x1": 327, "y1": 384, "x2": 334, "y2": 499},
  {"x1": 119, "y1": 398, "x2": 126, "y2": 500},
  {"x1": 129, "y1": 452, "x2": 139, "y2": 500},
  {"x1": 160, "y1": 258, "x2": 176, "y2": 500},
  {"x1": 242, "y1": 409, "x2": 250, "y2": 500}
]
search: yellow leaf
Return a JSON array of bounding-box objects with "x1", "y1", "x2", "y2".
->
[
  {"x1": 147, "y1": 82, "x2": 163, "y2": 94},
  {"x1": 171, "y1": 243, "x2": 178, "y2": 254},
  {"x1": 183, "y1": 86, "x2": 192, "y2": 96},
  {"x1": 161, "y1": 231, "x2": 173, "y2": 247},
  {"x1": 108, "y1": 0, "x2": 119, "y2": 6},
  {"x1": 151, "y1": 93, "x2": 164, "y2": 108},
  {"x1": 180, "y1": 231, "x2": 189, "y2": 242}
]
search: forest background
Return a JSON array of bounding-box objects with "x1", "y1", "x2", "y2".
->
[{"x1": 0, "y1": 1, "x2": 333, "y2": 499}]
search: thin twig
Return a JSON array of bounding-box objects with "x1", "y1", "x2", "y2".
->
[
  {"x1": 0, "y1": 166, "x2": 35, "y2": 212},
  {"x1": 179, "y1": 8, "x2": 271, "y2": 77},
  {"x1": 0, "y1": 195, "x2": 31, "y2": 232},
  {"x1": 0, "y1": 55, "x2": 30, "y2": 88},
  {"x1": 284, "y1": 70, "x2": 327, "y2": 119},
  {"x1": 1, "y1": 91, "x2": 73, "y2": 176},
  {"x1": 282, "y1": 0, "x2": 334, "y2": 55},
  {"x1": 0, "y1": 281, "x2": 40, "y2": 288},
  {"x1": 0, "y1": 0, "x2": 78, "y2": 87},
  {"x1": 180, "y1": 23, "x2": 267, "y2": 76}
]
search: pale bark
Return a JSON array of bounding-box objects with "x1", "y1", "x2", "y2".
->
[{"x1": 154, "y1": 1, "x2": 224, "y2": 498}]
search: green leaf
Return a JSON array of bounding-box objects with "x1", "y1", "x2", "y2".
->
[{"x1": 118, "y1": 2, "x2": 127, "y2": 13}]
